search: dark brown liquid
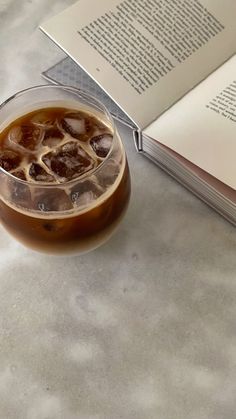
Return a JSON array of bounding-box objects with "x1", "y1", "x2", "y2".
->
[{"x1": 0, "y1": 107, "x2": 130, "y2": 253}]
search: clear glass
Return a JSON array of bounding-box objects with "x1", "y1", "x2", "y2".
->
[{"x1": 0, "y1": 85, "x2": 131, "y2": 254}]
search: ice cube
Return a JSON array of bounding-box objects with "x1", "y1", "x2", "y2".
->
[
  {"x1": 72, "y1": 191, "x2": 95, "y2": 207},
  {"x1": 61, "y1": 112, "x2": 88, "y2": 140},
  {"x1": 11, "y1": 168, "x2": 27, "y2": 181},
  {"x1": 90, "y1": 134, "x2": 113, "y2": 158},
  {"x1": 34, "y1": 189, "x2": 72, "y2": 212},
  {"x1": 42, "y1": 141, "x2": 96, "y2": 182},
  {"x1": 71, "y1": 179, "x2": 102, "y2": 205},
  {"x1": 0, "y1": 149, "x2": 21, "y2": 171},
  {"x1": 9, "y1": 177, "x2": 31, "y2": 205},
  {"x1": 42, "y1": 126, "x2": 64, "y2": 148},
  {"x1": 29, "y1": 162, "x2": 55, "y2": 183},
  {"x1": 0, "y1": 163, "x2": 30, "y2": 206},
  {"x1": 97, "y1": 159, "x2": 120, "y2": 188},
  {"x1": 8, "y1": 124, "x2": 43, "y2": 151}
]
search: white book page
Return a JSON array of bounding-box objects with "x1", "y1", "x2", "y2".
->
[
  {"x1": 144, "y1": 55, "x2": 236, "y2": 190},
  {"x1": 41, "y1": 0, "x2": 236, "y2": 129}
]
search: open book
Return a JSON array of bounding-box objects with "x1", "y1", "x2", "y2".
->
[{"x1": 40, "y1": 0, "x2": 236, "y2": 225}]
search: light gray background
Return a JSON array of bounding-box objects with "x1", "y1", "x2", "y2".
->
[{"x1": 0, "y1": 1, "x2": 235, "y2": 418}]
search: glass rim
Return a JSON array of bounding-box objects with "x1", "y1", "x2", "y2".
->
[{"x1": 0, "y1": 84, "x2": 117, "y2": 188}]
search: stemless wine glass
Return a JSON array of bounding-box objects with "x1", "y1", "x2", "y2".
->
[{"x1": 0, "y1": 85, "x2": 131, "y2": 254}]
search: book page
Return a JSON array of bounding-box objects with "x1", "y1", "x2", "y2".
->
[
  {"x1": 41, "y1": 0, "x2": 236, "y2": 129},
  {"x1": 144, "y1": 55, "x2": 236, "y2": 189}
]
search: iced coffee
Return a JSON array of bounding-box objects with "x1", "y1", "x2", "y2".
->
[{"x1": 0, "y1": 86, "x2": 130, "y2": 253}]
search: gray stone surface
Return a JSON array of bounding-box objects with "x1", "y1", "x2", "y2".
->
[{"x1": 0, "y1": 1, "x2": 236, "y2": 418}]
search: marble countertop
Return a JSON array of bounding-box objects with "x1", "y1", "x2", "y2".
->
[{"x1": 0, "y1": 1, "x2": 236, "y2": 418}]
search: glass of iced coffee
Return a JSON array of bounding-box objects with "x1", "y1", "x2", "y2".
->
[{"x1": 0, "y1": 85, "x2": 130, "y2": 254}]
